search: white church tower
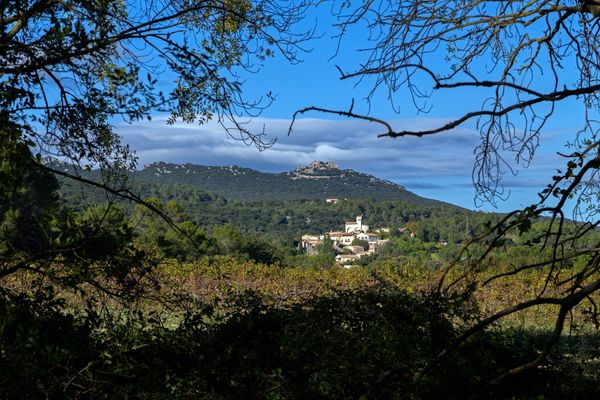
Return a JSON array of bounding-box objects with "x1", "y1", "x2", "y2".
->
[{"x1": 345, "y1": 215, "x2": 369, "y2": 233}]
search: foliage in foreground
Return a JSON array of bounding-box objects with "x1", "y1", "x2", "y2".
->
[{"x1": 2, "y1": 283, "x2": 599, "y2": 400}]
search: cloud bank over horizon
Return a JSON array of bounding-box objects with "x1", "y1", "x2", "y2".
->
[{"x1": 116, "y1": 116, "x2": 565, "y2": 211}]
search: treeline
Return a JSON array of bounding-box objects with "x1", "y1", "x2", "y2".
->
[
  {"x1": 59, "y1": 180, "x2": 499, "y2": 245},
  {"x1": 97, "y1": 199, "x2": 287, "y2": 265}
]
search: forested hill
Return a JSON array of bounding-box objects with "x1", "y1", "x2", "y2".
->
[
  {"x1": 53, "y1": 159, "x2": 486, "y2": 242},
  {"x1": 128, "y1": 160, "x2": 439, "y2": 204}
]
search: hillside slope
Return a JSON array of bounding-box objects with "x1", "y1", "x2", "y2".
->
[{"x1": 134, "y1": 160, "x2": 439, "y2": 205}]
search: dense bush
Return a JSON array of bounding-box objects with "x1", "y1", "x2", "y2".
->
[{"x1": 4, "y1": 285, "x2": 594, "y2": 399}]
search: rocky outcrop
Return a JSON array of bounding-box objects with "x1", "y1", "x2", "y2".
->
[{"x1": 294, "y1": 161, "x2": 339, "y2": 174}]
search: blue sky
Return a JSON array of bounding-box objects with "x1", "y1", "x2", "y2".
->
[{"x1": 116, "y1": 5, "x2": 584, "y2": 212}]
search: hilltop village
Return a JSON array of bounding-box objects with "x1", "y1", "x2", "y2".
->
[{"x1": 301, "y1": 215, "x2": 391, "y2": 266}]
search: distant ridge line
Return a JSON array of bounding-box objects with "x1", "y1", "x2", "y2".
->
[{"x1": 132, "y1": 160, "x2": 441, "y2": 205}]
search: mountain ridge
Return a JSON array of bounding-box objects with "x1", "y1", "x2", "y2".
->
[{"x1": 133, "y1": 160, "x2": 439, "y2": 205}]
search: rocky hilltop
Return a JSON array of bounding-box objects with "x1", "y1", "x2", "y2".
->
[
  {"x1": 289, "y1": 161, "x2": 405, "y2": 189},
  {"x1": 293, "y1": 161, "x2": 338, "y2": 174}
]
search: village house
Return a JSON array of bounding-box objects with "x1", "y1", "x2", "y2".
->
[
  {"x1": 335, "y1": 253, "x2": 360, "y2": 266},
  {"x1": 328, "y1": 231, "x2": 343, "y2": 242},
  {"x1": 339, "y1": 234, "x2": 355, "y2": 245},
  {"x1": 300, "y1": 234, "x2": 324, "y2": 255},
  {"x1": 345, "y1": 244, "x2": 366, "y2": 254},
  {"x1": 368, "y1": 240, "x2": 388, "y2": 254},
  {"x1": 356, "y1": 232, "x2": 381, "y2": 243}
]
